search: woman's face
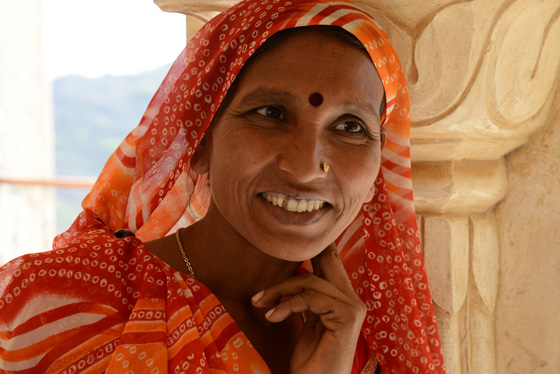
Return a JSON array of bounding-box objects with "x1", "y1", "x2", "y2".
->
[{"x1": 195, "y1": 29, "x2": 385, "y2": 261}]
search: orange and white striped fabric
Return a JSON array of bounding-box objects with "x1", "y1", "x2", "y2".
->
[
  {"x1": 0, "y1": 225, "x2": 270, "y2": 373},
  {"x1": 0, "y1": 0, "x2": 445, "y2": 373}
]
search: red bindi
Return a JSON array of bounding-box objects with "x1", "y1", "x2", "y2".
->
[{"x1": 308, "y1": 92, "x2": 323, "y2": 107}]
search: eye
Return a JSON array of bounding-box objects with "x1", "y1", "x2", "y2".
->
[
  {"x1": 334, "y1": 120, "x2": 365, "y2": 134},
  {"x1": 255, "y1": 106, "x2": 285, "y2": 120}
]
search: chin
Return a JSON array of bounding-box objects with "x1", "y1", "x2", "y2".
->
[{"x1": 256, "y1": 237, "x2": 331, "y2": 262}]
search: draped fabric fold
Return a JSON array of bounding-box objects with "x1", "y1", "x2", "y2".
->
[{"x1": 0, "y1": 1, "x2": 445, "y2": 373}]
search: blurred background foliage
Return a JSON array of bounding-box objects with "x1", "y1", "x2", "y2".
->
[{"x1": 54, "y1": 64, "x2": 170, "y2": 233}]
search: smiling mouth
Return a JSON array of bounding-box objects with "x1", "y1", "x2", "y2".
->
[{"x1": 260, "y1": 192, "x2": 326, "y2": 213}]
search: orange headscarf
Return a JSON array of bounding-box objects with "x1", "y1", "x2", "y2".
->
[{"x1": 1, "y1": 1, "x2": 444, "y2": 373}]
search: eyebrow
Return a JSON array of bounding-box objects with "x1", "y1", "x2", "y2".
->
[
  {"x1": 237, "y1": 88, "x2": 381, "y2": 121},
  {"x1": 339, "y1": 101, "x2": 380, "y2": 121},
  {"x1": 237, "y1": 88, "x2": 302, "y2": 108}
]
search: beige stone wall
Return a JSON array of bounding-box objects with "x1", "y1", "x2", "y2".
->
[
  {"x1": 157, "y1": 1, "x2": 560, "y2": 373},
  {"x1": 495, "y1": 89, "x2": 560, "y2": 374},
  {"x1": 0, "y1": 0, "x2": 55, "y2": 265}
]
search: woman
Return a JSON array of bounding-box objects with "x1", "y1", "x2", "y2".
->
[{"x1": 0, "y1": 0, "x2": 445, "y2": 373}]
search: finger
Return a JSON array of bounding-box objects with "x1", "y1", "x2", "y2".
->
[
  {"x1": 265, "y1": 289, "x2": 362, "y2": 330},
  {"x1": 313, "y1": 244, "x2": 355, "y2": 295},
  {"x1": 265, "y1": 289, "x2": 337, "y2": 322},
  {"x1": 311, "y1": 254, "x2": 324, "y2": 278},
  {"x1": 251, "y1": 273, "x2": 347, "y2": 308}
]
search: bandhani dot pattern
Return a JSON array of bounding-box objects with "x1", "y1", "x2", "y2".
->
[{"x1": 0, "y1": 0, "x2": 445, "y2": 373}]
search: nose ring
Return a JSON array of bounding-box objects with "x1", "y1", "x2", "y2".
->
[{"x1": 321, "y1": 162, "x2": 330, "y2": 173}]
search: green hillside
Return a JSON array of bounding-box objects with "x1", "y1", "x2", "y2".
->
[{"x1": 54, "y1": 64, "x2": 171, "y2": 232}]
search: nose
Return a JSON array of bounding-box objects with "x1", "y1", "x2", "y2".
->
[{"x1": 276, "y1": 130, "x2": 328, "y2": 183}]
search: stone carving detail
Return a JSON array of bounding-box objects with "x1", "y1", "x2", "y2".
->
[
  {"x1": 156, "y1": 1, "x2": 560, "y2": 373},
  {"x1": 354, "y1": 0, "x2": 560, "y2": 161},
  {"x1": 359, "y1": 0, "x2": 560, "y2": 128}
]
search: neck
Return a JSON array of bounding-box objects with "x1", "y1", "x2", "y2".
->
[{"x1": 180, "y1": 201, "x2": 302, "y2": 302}]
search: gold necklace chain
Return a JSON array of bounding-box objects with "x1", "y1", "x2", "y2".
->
[
  {"x1": 175, "y1": 228, "x2": 195, "y2": 278},
  {"x1": 176, "y1": 228, "x2": 307, "y2": 324}
]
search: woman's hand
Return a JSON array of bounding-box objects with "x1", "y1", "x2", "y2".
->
[{"x1": 251, "y1": 244, "x2": 367, "y2": 374}]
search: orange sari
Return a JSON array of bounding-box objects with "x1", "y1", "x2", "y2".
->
[
  {"x1": 0, "y1": 1, "x2": 445, "y2": 373},
  {"x1": 0, "y1": 219, "x2": 376, "y2": 373}
]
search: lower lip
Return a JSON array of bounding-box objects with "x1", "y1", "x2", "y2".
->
[{"x1": 257, "y1": 195, "x2": 329, "y2": 226}]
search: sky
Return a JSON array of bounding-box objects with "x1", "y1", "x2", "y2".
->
[{"x1": 43, "y1": 0, "x2": 187, "y2": 79}]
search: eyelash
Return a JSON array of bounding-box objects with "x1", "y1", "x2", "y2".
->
[
  {"x1": 252, "y1": 106, "x2": 374, "y2": 139},
  {"x1": 333, "y1": 121, "x2": 367, "y2": 135},
  {"x1": 255, "y1": 106, "x2": 285, "y2": 120}
]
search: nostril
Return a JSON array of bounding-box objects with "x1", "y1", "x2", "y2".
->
[{"x1": 276, "y1": 154, "x2": 328, "y2": 183}]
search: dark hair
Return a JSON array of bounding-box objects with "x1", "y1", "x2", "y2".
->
[{"x1": 250, "y1": 25, "x2": 366, "y2": 59}]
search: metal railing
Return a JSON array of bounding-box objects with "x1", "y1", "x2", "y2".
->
[{"x1": 0, "y1": 177, "x2": 96, "y2": 188}]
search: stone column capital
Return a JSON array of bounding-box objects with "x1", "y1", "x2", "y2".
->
[
  {"x1": 154, "y1": 0, "x2": 238, "y2": 14},
  {"x1": 353, "y1": 0, "x2": 560, "y2": 161}
]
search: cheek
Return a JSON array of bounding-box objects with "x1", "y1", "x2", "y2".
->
[
  {"x1": 338, "y1": 146, "x2": 381, "y2": 196},
  {"x1": 331, "y1": 150, "x2": 381, "y2": 228},
  {"x1": 210, "y1": 129, "x2": 272, "y2": 194},
  {"x1": 363, "y1": 152, "x2": 382, "y2": 202}
]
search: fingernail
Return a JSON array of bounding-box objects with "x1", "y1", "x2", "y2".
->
[
  {"x1": 251, "y1": 290, "x2": 264, "y2": 305},
  {"x1": 265, "y1": 307, "x2": 276, "y2": 320}
]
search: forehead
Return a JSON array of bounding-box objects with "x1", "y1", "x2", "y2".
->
[{"x1": 230, "y1": 28, "x2": 384, "y2": 111}]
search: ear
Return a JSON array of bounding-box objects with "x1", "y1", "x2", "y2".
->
[{"x1": 190, "y1": 134, "x2": 212, "y2": 175}]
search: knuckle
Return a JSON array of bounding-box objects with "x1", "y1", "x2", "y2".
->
[
  {"x1": 298, "y1": 273, "x2": 316, "y2": 283},
  {"x1": 299, "y1": 289, "x2": 316, "y2": 302},
  {"x1": 354, "y1": 300, "x2": 367, "y2": 320},
  {"x1": 295, "y1": 273, "x2": 324, "y2": 290},
  {"x1": 290, "y1": 289, "x2": 320, "y2": 309},
  {"x1": 287, "y1": 291, "x2": 311, "y2": 310}
]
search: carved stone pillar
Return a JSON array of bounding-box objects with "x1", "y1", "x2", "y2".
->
[{"x1": 155, "y1": 1, "x2": 560, "y2": 373}]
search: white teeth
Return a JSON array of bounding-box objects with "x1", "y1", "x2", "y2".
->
[
  {"x1": 263, "y1": 193, "x2": 325, "y2": 213},
  {"x1": 297, "y1": 200, "x2": 308, "y2": 212},
  {"x1": 287, "y1": 199, "x2": 298, "y2": 212}
]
